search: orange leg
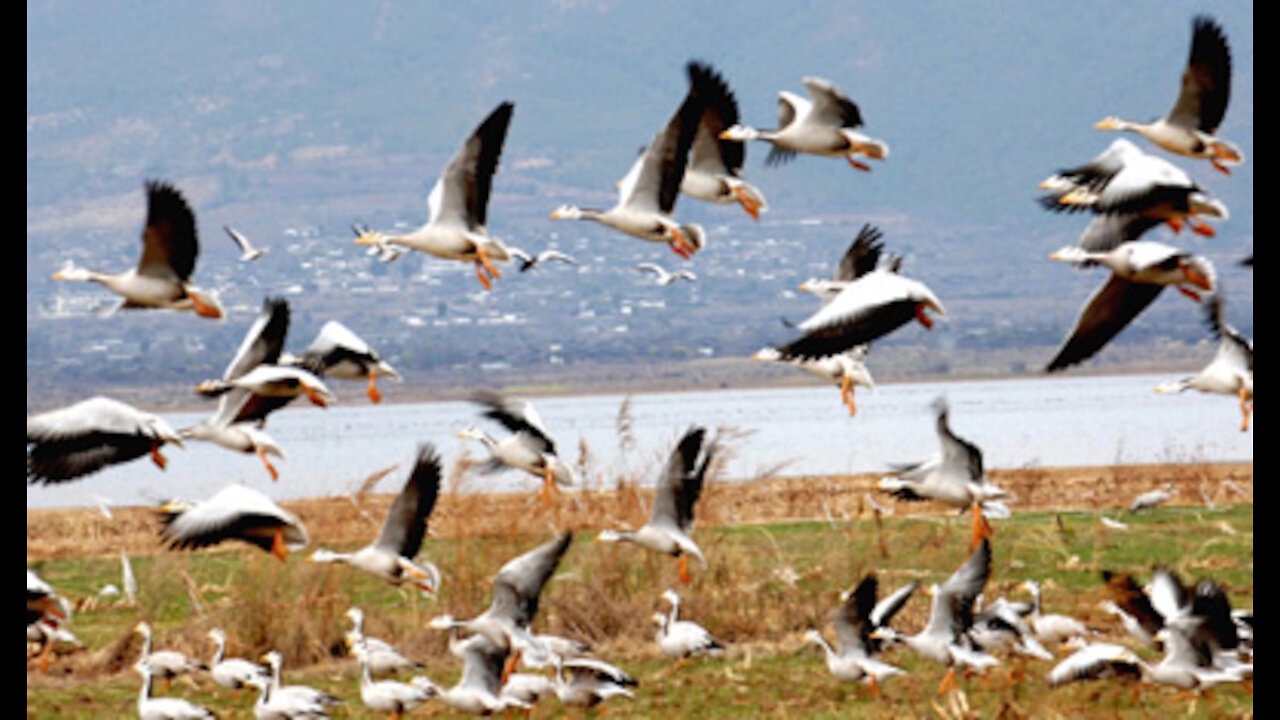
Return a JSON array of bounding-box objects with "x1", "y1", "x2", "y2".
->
[
  {"x1": 678, "y1": 554, "x2": 692, "y2": 585},
  {"x1": 937, "y1": 668, "x2": 957, "y2": 695},
  {"x1": 1185, "y1": 215, "x2": 1216, "y2": 237},
  {"x1": 971, "y1": 504, "x2": 993, "y2": 549},
  {"x1": 474, "y1": 261, "x2": 493, "y2": 290},
  {"x1": 258, "y1": 450, "x2": 280, "y2": 482},
  {"x1": 270, "y1": 527, "x2": 289, "y2": 562},
  {"x1": 190, "y1": 294, "x2": 222, "y2": 319},
  {"x1": 915, "y1": 302, "x2": 934, "y2": 329},
  {"x1": 540, "y1": 465, "x2": 560, "y2": 507},
  {"x1": 1164, "y1": 217, "x2": 1185, "y2": 234},
  {"x1": 303, "y1": 385, "x2": 328, "y2": 408},
  {"x1": 366, "y1": 375, "x2": 382, "y2": 404},
  {"x1": 731, "y1": 187, "x2": 760, "y2": 221},
  {"x1": 150, "y1": 442, "x2": 168, "y2": 470},
  {"x1": 502, "y1": 650, "x2": 522, "y2": 686},
  {"x1": 846, "y1": 155, "x2": 872, "y2": 171},
  {"x1": 841, "y1": 375, "x2": 857, "y2": 416},
  {"x1": 1240, "y1": 389, "x2": 1252, "y2": 432}
]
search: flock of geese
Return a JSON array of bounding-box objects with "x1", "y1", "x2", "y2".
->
[{"x1": 28, "y1": 12, "x2": 1252, "y2": 719}]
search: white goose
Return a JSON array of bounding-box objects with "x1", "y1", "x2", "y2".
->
[
  {"x1": 1155, "y1": 294, "x2": 1253, "y2": 431},
  {"x1": 804, "y1": 573, "x2": 916, "y2": 694},
  {"x1": 135, "y1": 660, "x2": 215, "y2": 720},
  {"x1": 597, "y1": 426, "x2": 715, "y2": 584},
  {"x1": 208, "y1": 628, "x2": 269, "y2": 692},
  {"x1": 224, "y1": 225, "x2": 269, "y2": 261},
  {"x1": 1095, "y1": 15, "x2": 1243, "y2": 174},
  {"x1": 27, "y1": 396, "x2": 184, "y2": 485},
  {"x1": 652, "y1": 589, "x2": 724, "y2": 669},
  {"x1": 551, "y1": 70, "x2": 705, "y2": 259},
  {"x1": 752, "y1": 345, "x2": 874, "y2": 416},
  {"x1": 459, "y1": 390, "x2": 575, "y2": 504},
  {"x1": 1044, "y1": 241, "x2": 1216, "y2": 372},
  {"x1": 260, "y1": 650, "x2": 342, "y2": 714},
  {"x1": 551, "y1": 654, "x2": 638, "y2": 709},
  {"x1": 134, "y1": 622, "x2": 207, "y2": 688},
  {"x1": 354, "y1": 102, "x2": 515, "y2": 290},
  {"x1": 309, "y1": 444, "x2": 442, "y2": 595},
  {"x1": 1129, "y1": 482, "x2": 1176, "y2": 513},
  {"x1": 635, "y1": 262, "x2": 697, "y2": 286},
  {"x1": 288, "y1": 320, "x2": 400, "y2": 404},
  {"x1": 353, "y1": 638, "x2": 433, "y2": 719},
  {"x1": 877, "y1": 397, "x2": 1009, "y2": 549},
  {"x1": 342, "y1": 607, "x2": 424, "y2": 677},
  {"x1": 679, "y1": 60, "x2": 767, "y2": 220},
  {"x1": 157, "y1": 484, "x2": 309, "y2": 562},
  {"x1": 411, "y1": 633, "x2": 531, "y2": 715},
  {"x1": 1020, "y1": 580, "x2": 1092, "y2": 647},
  {"x1": 1039, "y1": 138, "x2": 1228, "y2": 238},
  {"x1": 720, "y1": 76, "x2": 888, "y2": 170},
  {"x1": 52, "y1": 180, "x2": 223, "y2": 319}
]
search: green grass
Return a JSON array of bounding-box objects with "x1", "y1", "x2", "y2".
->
[{"x1": 27, "y1": 504, "x2": 1253, "y2": 718}]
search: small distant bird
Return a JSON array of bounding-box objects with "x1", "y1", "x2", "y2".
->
[
  {"x1": 1129, "y1": 482, "x2": 1176, "y2": 513},
  {"x1": 720, "y1": 76, "x2": 888, "y2": 170},
  {"x1": 224, "y1": 225, "x2": 269, "y2": 261},
  {"x1": 27, "y1": 396, "x2": 185, "y2": 485},
  {"x1": 508, "y1": 246, "x2": 579, "y2": 273},
  {"x1": 635, "y1": 262, "x2": 696, "y2": 286},
  {"x1": 1094, "y1": 15, "x2": 1243, "y2": 174}
]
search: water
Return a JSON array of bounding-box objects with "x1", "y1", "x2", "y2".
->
[{"x1": 27, "y1": 373, "x2": 1252, "y2": 510}]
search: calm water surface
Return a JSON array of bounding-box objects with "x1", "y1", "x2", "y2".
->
[{"x1": 27, "y1": 373, "x2": 1253, "y2": 510}]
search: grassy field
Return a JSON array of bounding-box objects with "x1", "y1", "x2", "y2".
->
[{"x1": 27, "y1": 463, "x2": 1253, "y2": 719}]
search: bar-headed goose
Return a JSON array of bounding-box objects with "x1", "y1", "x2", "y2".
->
[
  {"x1": 27, "y1": 396, "x2": 184, "y2": 485},
  {"x1": 207, "y1": 628, "x2": 269, "y2": 692},
  {"x1": 752, "y1": 345, "x2": 874, "y2": 417},
  {"x1": 157, "y1": 484, "x2": 309, "y2": 562},
  {"x1": 354, "y1": 102, "x2": 516, "y2": 290},
  {"x1": 876, "y1": 398, "x2": 1009, "y2": 548},
  {"x1": 1155, "y1": 294, "x2": 1252, "y2": 431},
  {"x1": 635, "y1": 262, "x2": 697, "y2": 286},
  {"x1": 412, "y1": 633, "x2": 530, "y2": 715},
  {"x1": 551, "y1": 655, "x2": 638, "y2": 709},
  {"x1": 460, "y1": 390, "x2": 575, "y2": 504},
  {"x1": 551, "y1": 71, "x2": 705, "y2": 259},
  {"x1": 804, "y1": 573, "x2": 917, "y2": 694},
  {"x1": 52, "y1": 181, "x2": 223, "y2": 319},
  {"x1": 353, "y1": 637, "x2": 433, "y2": 718},
  {"x1": 288, "y1": 320, "x2": 400, "y2": 404},
  {"x1": 652, "y1": 589, "x2": 723, "y2": 669},
  {"x1": 1044, "y1": 241, "x2": 1216, "y2": 372},
  {"x1": 134, "y1": 660, "x2": 215, "y2": 720},
  {"x1": 597, "y1": 426, "x2": 714, "y2": 584},
  {"x1": 1039, "y1": 139, "x2": 1228, "y2": 237},
  {"x1": 309, "y1": 443, "x2": 442, "y2": 595},
  {"x1": 679, "y1": 61, "x2": 767, "y2": 220},
  {"x1": 343, "y1": 607, "x2": 424, "y2": 677},
  {"x1": 260, "y1": 649, "x2": 342, "y2": 713},
  {"x1": 720, "y1": 76, "x2": 888, "y2": 170},
  {"x1": 1095, "y1": 16, "x2": 1243, "y2": 174},
  {"x1": 224, "y1": 225, "x2": 269, "y2": 262},
  {"x1": 134, "y1": 621, "x2": 207, "y2": 687}
]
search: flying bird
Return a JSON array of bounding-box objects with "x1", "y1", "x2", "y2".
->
[
  {"x1": 27, "y1": 396, "x2": 185, "y2": 485},
  {"x1": 804, "y1": 573, "x2": 917, "y2": 695},
  {"x1": 224, "y1": 225, "x2": 269, "y2": 261},
  {"x1": 1155, "y1": 294, "x2": 1252, "y2": 431},
  {"x1": 679, "y1": 60, "x2": 767, "y2": 220},
  {"x1": 635, "y1": 262, "x2": 697, "y2": 286},
  {"x1": 157, "y1": 484, "x2": 309, "y2": 562},
  {"x1": 354, "y1": 102, "x2": 517, "y2": 290},
  {"x1": 459, "y1": 390, "x2": 576, "y2": 505},
  {"x1": 507, "y1": 246, "x2": 579, "y2": 273},
  {"x1": 287, "y1": 320, "x2": 401, "y2": 404}
]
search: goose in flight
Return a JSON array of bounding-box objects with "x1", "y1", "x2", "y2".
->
[
  {"x1": 804, "y1": 573, "x2": 917, "y2": 695},
  {"x1": 752, "y1": 345, "x2": 874, "y2": 417},
  {"x1": 551, "y1": 654, "x2": 638, "y2": 709},
  {"x1": 27, "y1": 396, "x2": 184, "y2": 485},
  {"x1": 798, "y1": 224, "x2": 903, "y2": 304},
  {"x1": 459, "y1": 390, "x2": 575, "y2": 505},
  {"x1": 1039, "y1": 139, "x2": 1228, "y2": 238},
  {"x1": 427, "y1": 532, "x2": 573, "y2": 667},
  {"x1": 287, "y1": 320, "x2": 401, "y2": 404},
  {"x1": 597, "y1": 426, "x2": 714, "y2": 584},
  {"x1": 877, "y1": 398, "x2": 1008, "y2": 548},
  {"x1": 309, "y1": 444, "x2": 442, "y2": 595},
  {"x1": 720, "y1": 76, "x2": 888, "y2": 170},
  {"x1": 871, "y1": 540, "x2": 998, "y2": 695},
  {"x1": 224, "y1": 225, "x2": 269, "y2": 261},
  {"x1": 635, "y1": 262, "x2": 697, "y2": 286},
  {"x1": 354, "y1": 102, "x2": 516, "y2": 290},
  {"x1": 52, "y1": 181, "x2": 223, "y2": 319},
  {"x1": 551, "y1": 70, "x2": 706, "y2": 259},
  {"x1": 679, "y1": 61, "x2": 767, "y2": 220},
  {"x1": 507, "y1": 246, "x2": 579, "y2": 273},
  {"x1": 1020, "y1": 580, "x2": 1093, "y2": 648},
  {"x1": 1155, "y1": 294, "x2": 1252, "y2": 431},
  {"x1": 157, "y1": 484, "x2": 309, "y2": 562},
  {"x1": 1044, "y1": 241, "x2": 1216, "y2": 372},
  {"x1": 412, "y1": 632, "x2": 531, "y2": 715},
  {"x1": 1095, "y1": 16, "x2": 1243, "y2": 174}
]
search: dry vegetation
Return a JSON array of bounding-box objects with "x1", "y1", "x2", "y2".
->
[{"x1": 27, "y1": 455, "x2": 1253, "y2": 719}]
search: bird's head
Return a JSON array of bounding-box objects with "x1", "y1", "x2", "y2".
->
[{"x1": 549, "y1": 204, "x2": 582, "y2": 221}]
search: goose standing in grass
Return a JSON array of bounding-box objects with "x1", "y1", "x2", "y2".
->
[
  {"x1": 871, "y1": 540, "x2": 998, "y2": 695},
  {"x1": 135, "y1": 660, "x2": 216, "y2": 720},
  {"x1": 1095, "y1": 16, "x2": 1242, "y2": 174},
  {"x1": 877, "y1": 398, "x2": 1008, "y2": 549},
  {"x1": 1039, "y1": 138, "x2": 1228, "y2": 238},
  {"x1": 751, "y1": 345, "x2": 874, "y2": 416},
  {"x1": 1043, "y1": 241, "x2": 1216, "y2": 372},
  {"x1": 208, "y1": 628, "x2": 269, "y2": 692},
  {"x1": 1155, "y1": 294, "x2": 1253, "y2": 431},
  {"x1": 134, "y1": 622, "x2": 207, "y2": 688},
  {"x1": 460, "y1": 390, "x2": 575, "y2": 505},
  {"x1": 353, "y1": 102, "x2": 515, "y2": 290},
  {"x1": 261, "y1": 650, "x2": 342, "y2": 714},
  {"x1": 635, "y1": 262, "x2": 697, "y2": 286},
  {"x1": 309, "y1": 444, "x2": 442, "y2": 595},
  {"x1": 551, "y1": 70, "x2": 705, "y2": 259},
  {"x1": 287, "y1": 320, "x2": 401, "y2": 404},
  {"x1": 551, "y1": 654, "x2": 638, "y2": 709},
  {"x1": 180, "y1": 297, "x2": 296, "y2": 480},
  {"x1": 507, "y1": 246, "x2": 579, "y2": 273},
  {"x1": 804, "y1": 573, "x2": 916, "y2": 694},
  {"x1": 353, "y1": 638, "x2": 433, "y2": 719},
  {"x1": 225, "y1": 225, "x2": 269, "y2": 261},
  {"x1": 411, "y1": 632, "x2": 531, "y2": 715},
  {"x1": 342, "y1": 607, "x2": 424, "y2": 676},
  {"x1": 653, "y1": 589, "x2": 724, "y2": 669},
  {"x1": 427, "y1": 533, "x2": 573, "y2": 667},
  {"x1": 52, "y1": 180, "x2": 223, "y2": 319},
  {"x1": 597, "y1": 426, "x2": 715, "y2": 584},
  {"x1": 1020, "y1": 580, "x2": 1093, "y2": 648},
  {"x1": 27, "y1": 396, "x2": 184, "y2": 485},
  {"x1": 1129, "y1": 482, "x2": 1176, "y2": 513},
  {"x1": 720, "y1": 76, "x2": 888, "y2": 170},
  {"x1": 679, "y1": 61, "x2": 767, "y2": 220},
  {"x1": 157, "y1": 484, "x2": 309, "y2": 562}
]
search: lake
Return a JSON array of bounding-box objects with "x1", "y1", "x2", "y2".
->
[{"x1": 26, "y1": 373, "x2": 1253, "y2": 510}]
